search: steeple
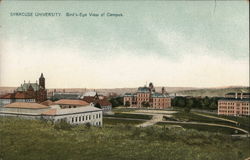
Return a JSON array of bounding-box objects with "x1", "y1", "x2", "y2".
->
[{"x1": 39, "y1": 73, "x2": 45, "y2": 89}]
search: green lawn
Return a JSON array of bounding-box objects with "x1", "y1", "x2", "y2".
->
[
  {"x1": 170, "y1": 112, "x2": 241, "y2": 127},
  {"x1": 103, "y1": 118, "x2": 145, "y2": 125},
  {"x1": 157, "y1": 122, "x2": 245, "y2": 134},
  {"x1": 190, "y1": 111, "x2": 250, "y2": 132},
  {"x1": 104, "y1": 113, "x2": 153, "y2": 120},
  {"x1": 1, "y1": 117, "x2": 250, "y2": 160}
]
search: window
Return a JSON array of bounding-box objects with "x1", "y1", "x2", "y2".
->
[
  {"x1": 82, "y1": 116, "x2": 85, "y2": 121},
  {"x1": 75, "y1": 117, "x2": 78, "y2": 122},
  {"x1": 72, "y1": 117, "x2": 74, "y2": 123},
  {"x1": 79, "y1": 116, "x2": 81, "y2": 121}
]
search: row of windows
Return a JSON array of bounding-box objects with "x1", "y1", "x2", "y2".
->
[
  {"x1": 242, "y1": 107, "x2": 249, "y2": 110},
  {"x1": 72, "y1": 113, "x2": 101, "y2": 123},
  {"x1": 242, "y1": 111, "x2": 250, "y2": 115},
  {"x1": 25, "y1": 99, "x2": 35, "y2": 102},
  {"x1": 219, "y1": 102, "x2": 249, "y2": 106},
  {"x1": 137, "y1": 94, "x2": 150, "y2": 98}
]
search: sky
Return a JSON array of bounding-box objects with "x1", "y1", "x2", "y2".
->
[{"x1": 0, "y1": 1, "x2": 249, "y2": 88}]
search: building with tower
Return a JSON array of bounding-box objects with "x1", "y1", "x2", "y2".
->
[
  {"x1": 0, "y1": 73, "x2": 47, "y2": 106},
  {"x1": 123, "y1": 82, "x2": 171, "y2": 109}
]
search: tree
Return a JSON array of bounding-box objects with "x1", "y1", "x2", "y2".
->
[
  {"x1": 186, "y1": 98, "x2": 194, "y2": 108},
  {"x1": 125, "y1": 101, "x2": 130, "y2": 107},
  {"x1": 141, "y1": 101, "x2": 150, "y2": 107},
  {"x1": 54, "y1": 119, "x2": 72, "y2": 130},
  {"x1": 145, "y1": 102, "x2": 150, "y2": 107}
]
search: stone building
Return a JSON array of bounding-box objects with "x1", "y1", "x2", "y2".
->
[
  {"x1": 218, "y1": 92, "x2": 250, "y2": 116},
  {"x1": 0, "y1": 102, "x2": 103, "y2": 126},
  {"x1": 124, "y1": 83, "x2": 171, "y2": 109}
]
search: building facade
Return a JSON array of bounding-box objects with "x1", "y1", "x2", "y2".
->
[
  {"x1": 218, "y1": 93, "x2": 250, "y2": 116},
  {"x1": 42, "y1": 105, "x2": 102, "y2": 126},
  {"x1": 124, "y1": 83, "x2": 171, "y2": 109},
  {"x1": 0, "y1": 73, "x2": 47, "y2": 106}
]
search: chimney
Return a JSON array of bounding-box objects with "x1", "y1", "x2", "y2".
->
[{"x1": 235, "y1": 93, "x2": 237, "y2": 99}]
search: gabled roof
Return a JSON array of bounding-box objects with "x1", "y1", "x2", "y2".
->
[
  {"x1": 54, "y1": 99, "x2": 89, "y2": 106},
  {"x1": 3, "y1": 102, "x2": 49, "y2": 109}
]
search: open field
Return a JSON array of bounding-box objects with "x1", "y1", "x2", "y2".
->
[{"x1": 1, "y1": 117, "x2": 250, "y2": 160}]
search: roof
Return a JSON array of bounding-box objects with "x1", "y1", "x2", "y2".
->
[
  {"x1": 98, "y1": 99, "x2": 112, "y2": 106},
  {"x1": 40, "y1": 100, "x2": 55, "y2": 106},
  {"x1": 42, "y1": 106, "x2": 102, "y2": 116},
  {"x1": 16, "y1": 83, "x2": 42, "y2": 92},
  {"x1": 41, "y1": 109, "x2": 57, "y2": 115},
  {"x1": 219, "y1": 98, "x2": 250, "y2": 102},
  {"x1": 82, "y1": 96, "x2": 97, "y2": 103},
  {"x1": 82, "y1": 91, "x2": 97, "y2": 97},
  {"x1": 137, "y1": 87, "x2": 150, "y2": 93},
  {"x1": 3, "y1": 102, "x2": 49, "y2": 109},
  {"x1": 0, "y1": 92, "x2": 35, "y2": 99},
  {"x1": 54, "y1": 99, "x2": 89, "y2": 106},
  {"x1": 0, "y1": 93, "x2": 12, "y2": 99},
  {"x1": 225, "y1": 92, "x2": 250, "y2": 95},
  {"x1": 152, "y1": 92, "x2": 168, "y2": 98},
  {"x1": 53, "y1": 93, "x2": 81, "y2": 100},
  {"x1": 124, "y1": 93, "x2": 134, "y2": 96}
]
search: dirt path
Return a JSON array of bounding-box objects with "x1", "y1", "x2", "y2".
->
[
  {"x1": 193, "y1": 112, "x2": 238, "y2": 124},
  {"x1": 136, "y1": 114, "x2": 163, "y2": 127}
]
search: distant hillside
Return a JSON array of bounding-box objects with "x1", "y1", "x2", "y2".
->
[
  {"x1": 175, "y1": 87, "x2": 250, "y2": 97},
  {"x1": 1, "y1": 86, "x2": 249, "y2": 97}
]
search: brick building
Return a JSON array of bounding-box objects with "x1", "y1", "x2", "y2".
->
[
  {"x1": 218, "y1": 93, "x2": 250, "y2": 116},
  {"x1": 82, "y1": 93, "x2": 112, "y2": 112},
  {"x1": 0, "y1": 73, "x2": 47, "y2": 106},
  {"x1": 124, "y1": 83, "x2": 171, "y2": 109}
]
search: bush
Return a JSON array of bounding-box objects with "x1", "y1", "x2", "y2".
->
[{"x1": 54, "y1": 119, "x2": 72, "y2": 130}]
